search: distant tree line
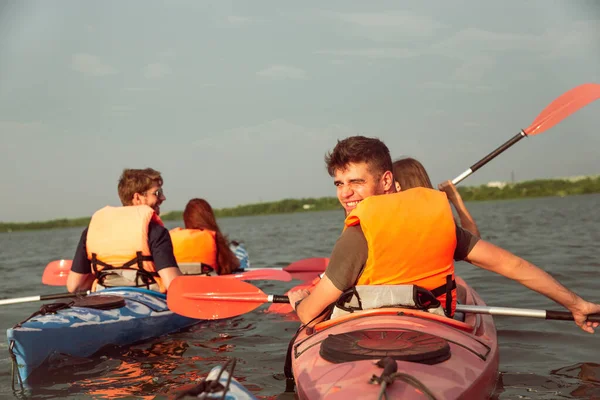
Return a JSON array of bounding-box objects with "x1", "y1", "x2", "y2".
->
[
  {"x1": 457, "y1": 176, "x2": 600, "y2": 201},
  {"x1": 161, "y1": 197, "x2": 341, "y2": 220},
  {"x1": 2, "y1": 176, "x2": 599, "y2": 232}
]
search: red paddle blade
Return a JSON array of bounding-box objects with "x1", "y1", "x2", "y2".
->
[
  {"x1": 167, "y1": 276, "x2": 269, "y2": 320},
  {"x1": 284, "y1": 257, "x2": 329, "y2": 281},
  {"x1": 525, "y1": 83, "x2": 600, "y2": 136},
  {"x1": 41, "y1": 259, "x2": 73, "y2": 286},
  {"x1": 221, "y1": 269, "x2": 292, "y2": 282}
]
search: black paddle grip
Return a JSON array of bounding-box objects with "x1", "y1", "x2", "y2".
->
[
  {"x1": 470, "y1": 131, "x2": 526, "y2": 173},
  {"x1": 273, "y1": 295, "x2": 290, "y2": 304},
  {"x1": 546, "y1": 310, "x2": 600, "y2": 323},
  {"x1": 39, "y1": 292, "x2": 84, "y2": 301}
]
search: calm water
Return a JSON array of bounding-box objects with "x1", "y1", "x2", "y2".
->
[{"x1": 1, "y1": 194, "x2": 600, "y2": 399}]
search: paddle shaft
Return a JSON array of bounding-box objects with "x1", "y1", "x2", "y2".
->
[
  {"x1": 268, "y1": 294, "x2": 289, "y2": 303},
  {"x1": 452, "y1": 130, "x2": 527, "y2": 185},
  {"x1": 456, "y1": 304, "x2": 600, "y2": 322},
  {"x1": 260, "y1": 299, "x2": 600, "y2": 322},
  {"x1": 0, "y1": 291, "x2": 89, "y2": 306}
]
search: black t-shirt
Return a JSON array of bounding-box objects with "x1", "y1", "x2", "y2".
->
[
  {"x1": 325, "y1": 224, "x2": 480, "y2": 292},
  {"x1": 71, "y1": 221, "x2": 177, "y2": 274}
]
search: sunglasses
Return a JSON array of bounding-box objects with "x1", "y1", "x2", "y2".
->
[{"x1": 146, "y1": 188, "x2": 164, "y2": 197}]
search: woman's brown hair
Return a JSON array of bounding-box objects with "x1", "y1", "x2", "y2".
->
[
  {"x1": 392, "y1": 158, "x2": 434, "y2": 190},
  {"x1": 183, "y1": 198, "x2": 240, "y2": 275}
]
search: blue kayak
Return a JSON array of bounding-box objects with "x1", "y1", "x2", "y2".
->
[{"x1": 7, "y1": 287, "x2": 200, "y2": 388}]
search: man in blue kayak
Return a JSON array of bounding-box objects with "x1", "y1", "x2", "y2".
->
[
  {"x1": 288, "y1": 136, "x2": 600, "y2": 334},
  {"x1": 67, "y1": 168, "x2": 182, "y2": 293}
]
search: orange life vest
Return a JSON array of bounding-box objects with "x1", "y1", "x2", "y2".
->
[
  {"x1": 86, "y1": 205, "x2": 166, "y2": 292},
  {"x1": 169, "y1": 227, "x2": 218, "y2": 274},
  {"x1": 345, "y1": 188, "x2": 457, "y2": 316}
]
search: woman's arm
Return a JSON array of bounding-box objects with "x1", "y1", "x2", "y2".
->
[{"x1": 439, "y1": 180, "x2": 480, "y2": 238}]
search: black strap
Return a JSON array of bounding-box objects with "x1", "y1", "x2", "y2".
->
[
  {"x1": 91, "y1": 251, "x2": 159, "y2": 289},
  {"x1": 91, "y1": 252, "x2": 157, "y2": 274},
  {"x1": 200, "y1": 263, "x2": 215, "y2": 275},
  {"x1": 428, "y1": 275, "x2": 456, "y2": 317},
  {"x1": 429, "y1": 277, "x2": 456, "y2": 298},
  {"x1": 14, "y1": 301, "x2": 74, "y2": 328},
  {"x1": 334, "y1": 287, "x2": 363, "y2": 313}
]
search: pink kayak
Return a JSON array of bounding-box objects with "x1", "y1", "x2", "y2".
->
[{"x1": 290, "y1": 276, "x2": 499, "y2": 399}]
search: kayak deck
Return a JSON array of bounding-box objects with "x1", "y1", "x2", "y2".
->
[
  {"x1": 7, "y1": 287, "x2": 200, "y2": 387},
  {"x1": 291, "y1": 276, "x2": 499, "y2": 399}
]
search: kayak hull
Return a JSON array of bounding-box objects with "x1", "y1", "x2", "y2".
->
[
  {"x1": 292, "y1": 277, "x2": 499, "y2": 400},
  {"x1": 6, "y1": 287, "x2": 200, "y2": 386}
]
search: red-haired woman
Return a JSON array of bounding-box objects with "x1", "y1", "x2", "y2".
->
[
  {"x1": 170, "y1": 198, "x2": 241, "y2": 275},
  {"x1": 393, "y1": 157, "x2": 480, "y2": 238}
]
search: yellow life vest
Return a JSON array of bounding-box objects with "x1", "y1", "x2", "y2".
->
[{"x1": 86, "y1": 205, "x2": 166, "y2": 292}]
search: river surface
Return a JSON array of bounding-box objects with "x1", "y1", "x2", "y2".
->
[{"x1": 1, "y1": 194, "x2": 600, "y2": 399}]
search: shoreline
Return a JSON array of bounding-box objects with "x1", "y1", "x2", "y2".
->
[{"x1": 2, "y1": 177, "x2": 599, "y2": 233}]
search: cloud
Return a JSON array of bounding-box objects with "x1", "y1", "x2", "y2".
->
[
  {"x1": 316, "y1": 48, "x2": 416, "y2": 59},
  {"x1": 421, "y1": 81, "x2": 493, "y2": 93},
  {"x1": 321, "y1": 11, "x2": 445, "y2": 40},
  {"x1": 0, "y1": 121, "x2": 45, "y2": 151},
  {"x1": 430, "y1": 28, "x2": 542, "y2": 59},
  {"x1": 453, "y1": 55, "x2": 496, "y2": 82},
  {"x1": 123, "y1": 87, "x2": 159, "y2": 92},
  {"x1": 109, "y1": 105, "x2": 136, "y2": 116},
  {"x1": 143, "y1": 63, "x2": 172, "y2": 79},
  {"x1": 158, "y1": 49, "x2": 177, "y2": 58},
  {"x1": 227, "y1": 15, "x2": 256, "y2": 24},
  {"x1": 192, "y1": 119, "x2": 353, "y2": 154},
  {"x1": 256, "y1": 65, "x2": 307, "y2": 80},
  {"x1": 544, "y1": 20, "x2": 600, "y2": 59},
  {"x1": 70, "y1": 53, "x2": 117, "y2": 77}
]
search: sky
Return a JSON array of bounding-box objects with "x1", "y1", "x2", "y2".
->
[{"x1": 1, "y1": 1, "x2": 599, "y2": 222}]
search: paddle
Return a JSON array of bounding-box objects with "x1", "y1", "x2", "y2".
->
[
  {"x1": 452, "y1": 83, "x2": 600, "y2": 185},
  {"x1": 41, "y1": 259, "x2": 72, "y2": 286},
  {"x1": 167, "y1": 276, "x2": 289, "y2": 319},
  {"x1": 272, "y1": 257, "x2": 329, "y2": 281},
  {"x1": 220, "y1": 269, "x2": 292, "y2": 282},
  {"x1": 167, "y1": 276, "x2": 600, "y2": 323},
  {"x1": 0, "y1": 291, "x2": 89, "y2": 306},
  {"x1": 41, "y1": 257, "x2": 327, "y2": 286}
]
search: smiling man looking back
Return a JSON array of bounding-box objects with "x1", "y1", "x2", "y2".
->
[
  {"x1": 288, "y1": 136, "x2": 600, "y2": 334},
  {"x1": 66, "y1": 168, "x2": 181, "y2": 293}
]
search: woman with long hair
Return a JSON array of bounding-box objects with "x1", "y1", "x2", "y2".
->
[
  {"x1": 393, "y1": 157, "x2": 480, "y2": 238},
  {"x1": 170, "y1": 198, "x2": 241, "y2": 275}
]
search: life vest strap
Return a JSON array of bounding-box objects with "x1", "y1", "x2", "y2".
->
[
  {"x1": 90, "y1": 252, "x2": 159, "y2": 290},
  {"x1": 90, "y1": 252, "x2": 157, "y2": 275},
  {"x1": 429, "y1": 275, "x2": 456, "y2": 317},
  {"x1": 429, "y1": 277, "x2": 456, "y2": 298}
]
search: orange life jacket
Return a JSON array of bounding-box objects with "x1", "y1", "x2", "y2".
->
[
  {"x1": 169, "y1": 227, "x2": 218, "y2": 274},
  {"x1": 86, "y1": 205, "x2": 166, "y2": 292},
  {"x1": 345, "y1": 188, "x2": 457, "y2": 316}
]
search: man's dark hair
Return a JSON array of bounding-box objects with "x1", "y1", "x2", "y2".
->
[{"x1": 325, "y1": 136, "x2": 393, "y2": 177}]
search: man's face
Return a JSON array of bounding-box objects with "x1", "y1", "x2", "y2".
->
[
  {"x1": 132, "y1": 185, "x2": 166, "y2": 215},
  {"x1": 333, "y1": 162, "x2": 393, "y2": 216}
]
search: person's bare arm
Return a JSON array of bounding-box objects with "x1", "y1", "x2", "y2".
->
[
  {"x1": 465, "y1": 240, "x2": 600, "y2": 333},
  {"x1": 439, "y1": 180, "x2": 480, "y2": 238},
  {"x1": 289, "y1": 275, "x2": 342, "y2": 325},
  {"x1": 66, "y1": 271, "x2": 95, "y2": 293},
  {"x1": 158, "y1": 267, "x2": 182, "y2": 290}
]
